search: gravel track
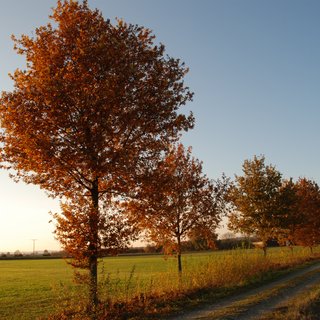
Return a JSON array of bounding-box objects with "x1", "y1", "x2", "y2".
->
[{"x1": 170, "y1": 261, "x2": 320, "y2": 320}]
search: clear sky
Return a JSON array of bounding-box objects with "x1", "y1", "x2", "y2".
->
[{"x1": 1, "y1": 0, "x2": 320, "y2": 252}]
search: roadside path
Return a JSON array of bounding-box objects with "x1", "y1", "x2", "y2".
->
[{"x1": 170, "y1": 261, "x2": 320, "y2": 320}]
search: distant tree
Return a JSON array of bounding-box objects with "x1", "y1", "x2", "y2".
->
[
  {"x1": 0, "y1": 0, "x2": 193, "y2": 308},
  {"x1": 143, "y1": 244, "x2": 159, "y2": 254},
  {"x1": 43, "y1": 249, "x2": 51, "y2": 256},
  {"x1": 220, "y1": 232, "x2": 237, "y2": 240},
  {"x1": 188, "y1": 227, "x2": 218, "y2": 251},
  {"x1": 14, "y1": 250, "x2": 23, "y2": 257},
  {"x1": 292, "y1": 178, "x2": 320, "y2": 252},
  {"x1": 217, "y1": 236, "x2": 253, "y2": 250},
  {"x1": 227, "y1": 155, "x2": 285, "y2": 256},
  {"x1": 126, "y1": 144, "x2": 229, "y2": 273},
  {"x1": 274, "y1": 178, "x2": 300, "y2": 249}
]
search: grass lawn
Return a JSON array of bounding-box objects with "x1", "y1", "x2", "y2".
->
[
  {"x1": 0, "y1": 259, "x2": 74, "y2": 319},
  {"x1": 0, "y1": 253, "x2": 204, "y2": 319}
]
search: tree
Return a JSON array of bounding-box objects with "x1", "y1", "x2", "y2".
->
[
  {"x1": 188, "y1": 227, "x2": 218, "y2": 251},
  {"x1": 227, "y1": 155, "x2": 284, "y2": 256},
  {"x1": 292, "y1": 178, "x2": 320, "y2": 252},
  {"x1": 220, "y1": 232, "x2": 237, "y2": 240},
  {"x1": 43, "y1": 249, "x2": 51, "y2": 256},
  {"x1": 273, "y1": 178, "x2": 299, "y2": 249},
  {"x1": 125, "y1": 144, "x2": 229, "y2": 273},
  {"x1": 14, "y1": 250, "x2": 23, "y2": 257},
  {"x1": 0, "y1": 0, "x2": 194, "y2": 308}
]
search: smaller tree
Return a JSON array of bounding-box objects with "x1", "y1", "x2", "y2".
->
[
  {"x1": 227, "y1": 155, "x2": 284, "y2": 256},
  {"x1": 292, "y1": 178, "x2": 320, "y2": 252},
  {"x1": 126, "y1": 144, "x2": 229, "y2": 272},
  {"x1": 274, "y1": 178, "x2": 300, "y2": 249}
]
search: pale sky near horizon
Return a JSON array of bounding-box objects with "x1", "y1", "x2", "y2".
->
[{"x1": 1, "y1": 0, "x2": 320, "y2": 252}]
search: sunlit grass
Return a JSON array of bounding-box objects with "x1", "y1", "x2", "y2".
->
[
  {"x1": 1, "y1": 247, "x2": 320, "y2": 319},
  {"x1": 0, "y1": 259, "x2": 75, "y2": 319}
]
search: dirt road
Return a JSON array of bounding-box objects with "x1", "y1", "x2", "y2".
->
[{"x1": 171, "y1": 261, "x2": 320, "y2": 320}]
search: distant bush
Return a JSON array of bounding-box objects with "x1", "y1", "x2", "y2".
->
[
  {"x1": 43, "y1": 250, "x2": 51, "y2": 256},
  {"x1": 14, "y1": 250, "x2": 23, "y2": 257},
  {"x1": 216, "y1": 237, "x2": 253, "y2": 250}
]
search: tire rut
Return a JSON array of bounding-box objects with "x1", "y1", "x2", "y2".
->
[{"x1": 170, "y1": 261, "x2": 320, "y2": 320}]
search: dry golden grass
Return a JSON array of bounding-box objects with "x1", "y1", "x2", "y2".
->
[{"x1": 48, "y1": 246, "x2": 320, "y2": 319}]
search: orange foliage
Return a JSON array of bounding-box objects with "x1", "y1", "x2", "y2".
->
[
  {"x1": 125, "y1": 144, "x2": 229, "y2": 272},
  {"x1": 292, "y1": 178, "x2": 320, "y2": 250},
  {"x1": 52, "y1": 195, "x2": 138, "y2": 270},
  {"x1": 273, "y1": 178, "x2": 299, "y2": 246}
]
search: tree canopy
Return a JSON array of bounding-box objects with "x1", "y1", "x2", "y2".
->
[
  {"x1": 291, "y1": 178, "x2": 320, "y2": 251},
  {"x1": 125, "y1": 144, "x2": 229, "y2": 272},
  {"x1": 227, "y1": 155, "x2": 285, "y2": 255}
]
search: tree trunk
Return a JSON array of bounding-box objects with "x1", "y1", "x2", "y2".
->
[
  {"x1": 89, "y1": 252, "x2": 98, "y2": 310},
  {"x1": 89, "y1": 180, "x2": 99, "y2": 312},
  {"x1": 177, "y1": 253, "x2": 182, "y2": 273},
  {"x1": 177, "y1": 234, "x2": 182, "y2": 273},
  {"x1": 262, "y1": 241, "x2": 267, "y2": 257},
  {"x1": 310, "y1": 246, "x2": 313, "y2": 254},
  {"x1": 290, "y1": 246, "x2": 293, "y2": 255}
]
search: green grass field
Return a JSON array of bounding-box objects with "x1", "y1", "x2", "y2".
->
[
  {"x1": 0, "y1": 259, "x2": 73, "y2": 319},
  {"x1": 0, "y1": 248, "x2": 319, "y2": 319},
  {"x1": 0, "y1": 254, "x2": 183, "y2": 319}
]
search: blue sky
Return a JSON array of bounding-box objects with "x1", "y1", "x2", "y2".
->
[{"x1": 1, "y1": 0, "x2": 320, "y2": 252}]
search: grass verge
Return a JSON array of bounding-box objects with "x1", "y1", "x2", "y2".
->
[{"x1": 46, "y1": 247, "x2": 320, "y2": 319}]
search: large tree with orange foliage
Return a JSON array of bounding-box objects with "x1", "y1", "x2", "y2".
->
[
  {"x1": 125, "y1": 144, "x2": 229, "y2": 273},
  {"x1": 0, "y1": 0, "x2": 194, "y2": 307}
]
